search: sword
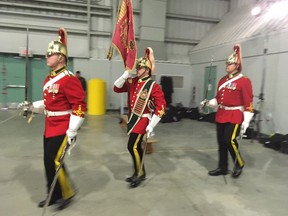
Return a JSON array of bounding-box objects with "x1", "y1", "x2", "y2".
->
[
  {"x1": 222, "y1": 131, "x2": 244, "y2": 185},
  {"x1": 23, "y1": 28, "x2": 33, "y2": 123},
  {"x1": 18, "y1": 101, "x2": 34, "y2": 124},
  {"x1": 232, "y1": 129, "x2": 244, "y2": 178},
  {"x1": 41, "y1": 136, "x2": 70, "y2": 216},
  {"x1": 138, "y1": 134, "x2": 149, "y2": 178}
]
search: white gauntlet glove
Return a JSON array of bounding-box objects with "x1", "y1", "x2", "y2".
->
[
  {"x1": 200, "y1": 99, "x2": 209, "y2": 108},
  {"x1": 66, "y1": 129, "x2": 77, "y2": 145},
  {"x1": 199, "y1": 98, "x2": 217, "y2": 113},
  {"x1": 114, "y1": 70, "x2": 131, "y2": 88},
  {"x1": 18, "y1": 101, "x2": 33, "y2": 117},
  {"x1": 241, "y1": 111, "x2": 254, "y2": 137},
  {"x1": 145, "y1": 125, "x2": 154, "y2": 138},
  {"x1": 200, "y1": 98, "x2": 218, "y2": 108},
  {"x1": 66, "y1": 115, "x2": 85, "y2": 153},
  {"x1": 146, "y1": 115, "x2": 161, "y2": 138},
  {"x1": 207, "y1": 98, "x2": 218, "y2": 108},
  {"x1": 32, "y1": 100, "x2": 45, "y2": 114}
]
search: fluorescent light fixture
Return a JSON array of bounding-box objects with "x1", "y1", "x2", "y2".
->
[
  {"x1": 251, "y1": 6, "x2": 262, "y2": 16},
  {"x1": 266, "y1": 1, "x2": 288, "y2": 19}
]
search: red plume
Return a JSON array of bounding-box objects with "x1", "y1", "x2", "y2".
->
[
  {"x1": 233, "y1": 44, "x2": 242, "y2": 72},
  {"x1": 58, "y1": 28, "x2": 67, "y2": 45},
  {"x1": 233, "y1": 44, "x2": 240, "y2": 54},
  {"x1": 145, "y1": 47, "x2": 155, "y2": 73}
]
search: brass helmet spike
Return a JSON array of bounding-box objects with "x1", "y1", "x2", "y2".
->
[{"x1": 46, "y1": 28, "x2": 68, "y2": 63}]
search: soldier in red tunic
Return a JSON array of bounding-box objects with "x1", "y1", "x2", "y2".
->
[
  {"x1": 113, "y1": 47, "x2": 166, "y2": 188},
  {"x1": 201, "y1": 44, "x2": 254, "y2": 178},
  {"x1": 31, "y1": 28, "x2": 86, "y2": 209}
]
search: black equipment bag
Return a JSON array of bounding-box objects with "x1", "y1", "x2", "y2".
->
[
  {"x1": 186, "y1": 107, "x2": 200, "y2": 120},
  {"x1": 198, "y1": 112, "x2": 216, "y2": 123},
  {"x1": 243, "y1": 127, "x2": 253, "y2": 139},
  {"x1": 279, "y1": 134, "x2": 288, "y2": 154},
  {"x1": 263, "y1": 133, "x2": 286, "y2": 151},
  {"x1": 161, "y1": 104, "x2": 181, "y2": 123}
]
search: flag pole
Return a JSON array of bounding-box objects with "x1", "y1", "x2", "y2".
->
[
  {"x1": 25, "y1": 28, "x2": 29, "y2": 101},
  {"x1": 107, "y1": 0, "x2": 121, "y2": 113}
]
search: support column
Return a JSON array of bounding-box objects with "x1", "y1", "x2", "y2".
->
[{"x1": 138, "y1": 0, "x2": 167, "y2": 60}]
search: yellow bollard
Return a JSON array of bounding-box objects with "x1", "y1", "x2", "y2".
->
[{"x1": 87, "y1": 79, "x2": 106, "y2": 115}]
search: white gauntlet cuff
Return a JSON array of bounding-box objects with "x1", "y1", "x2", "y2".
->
[
  {"x1": 148, "y1": 114, "x2": 161, "y2": 129},
  {"x1": 32, "y1": 100, "x2": 45, "y2": 114},
  {"x1": 208, "y1": 98, "x2": 218, "y2": 108},
  {"x1": 114, "y1": 70, "x2": 130, "y2": 88},
  {"x1": 243, "y1": 111, "x2": 254, "y2": 124},
  {"x1": 68, "y1": 114, "x2": 85, "y2": 132}
]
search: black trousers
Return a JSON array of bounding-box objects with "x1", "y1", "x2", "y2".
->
[
  {"x1": 43, "y1": 135, "x2": 75, "y2": 201},
  {"x1": 127, "y1": 133, "x2": 145, "y2": 176},
  {"x1": 216, "y1": 123, "x2": 245, "y2": 170}
]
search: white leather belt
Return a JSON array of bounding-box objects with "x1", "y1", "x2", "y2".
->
[
  {"x1": 219, "y1": 105, "x2": 244, "y2": 112},
  {"x1": 44, "y1": 109, "x2": 71, "y2": 117},
  {"x1": 142, "y1": 113, "x2": 151, "y2": 118}
]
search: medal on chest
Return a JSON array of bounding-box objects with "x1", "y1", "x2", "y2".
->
[
  {"x1": 226, "y1": 82, "x2": 237, "y2": 90},
  {"x1": 48, "y1": 83, "x2": 60, "y2": 99}
]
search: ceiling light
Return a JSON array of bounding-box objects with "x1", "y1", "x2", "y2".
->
[{"x1": 251, "y1": 6, "x2": 262, "y2": 16}]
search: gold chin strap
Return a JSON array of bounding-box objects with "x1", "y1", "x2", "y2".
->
[
  {"x1": 58, "y1": 55, "x2": 64, "y2": 63},
  {"x1": 138, "y1": 69, "x2": 149, "y2": 80},
  {"x1": 57, "y1": 55, "x2": 67, "y2": 66}
]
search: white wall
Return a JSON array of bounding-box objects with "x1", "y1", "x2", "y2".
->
[
  {"x1": 73, "y1": 59, "x2": 193, "y2": 110},
  {"x1": 0, "y1": 30, "x2": 89, "y2": 58}
]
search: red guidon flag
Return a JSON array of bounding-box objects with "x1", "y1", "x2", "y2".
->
[{"x1": 108, "y1": 0, "x2": 136, "y2": 71}]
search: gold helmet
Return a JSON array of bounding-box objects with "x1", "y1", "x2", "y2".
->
[
  {"x1": 226, "y1": 44, "x2": 242, "y2": 72},
  {"x1": 136, "y1": 47, "x2": 155, "y2": 74},
  {"x1": 46, "y1": 28, "x2": 68, "y2": 62}
]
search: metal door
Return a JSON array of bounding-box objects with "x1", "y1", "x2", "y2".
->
[
  {"x1": 203, "y1": 66, "x2": 217, "y2": 114},
  {"x1": 1, "y1": 54, "x2": 73, "y2": 108},
  {"x1": 0, "y1": 54, "x2": 26, "y2": 108}
]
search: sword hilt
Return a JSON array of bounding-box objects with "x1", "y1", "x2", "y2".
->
[{"x1": 27, "y1": 113, "x2": 34, "y2": 124}]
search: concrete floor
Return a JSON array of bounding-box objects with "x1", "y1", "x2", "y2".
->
[{"x1": 1, "y1": 109, "x2": 288, "y2": 216}]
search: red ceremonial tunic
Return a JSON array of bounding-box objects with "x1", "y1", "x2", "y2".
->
[
  {"x1": 114, "y1": 76, "x2": 166, "y2": 134},
  {"x1": 215, "y1": 73, "x2": 253, "y2": 124},
  {"x1": 43, "y1": 67, "x2": 86, "y2": 138}
]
